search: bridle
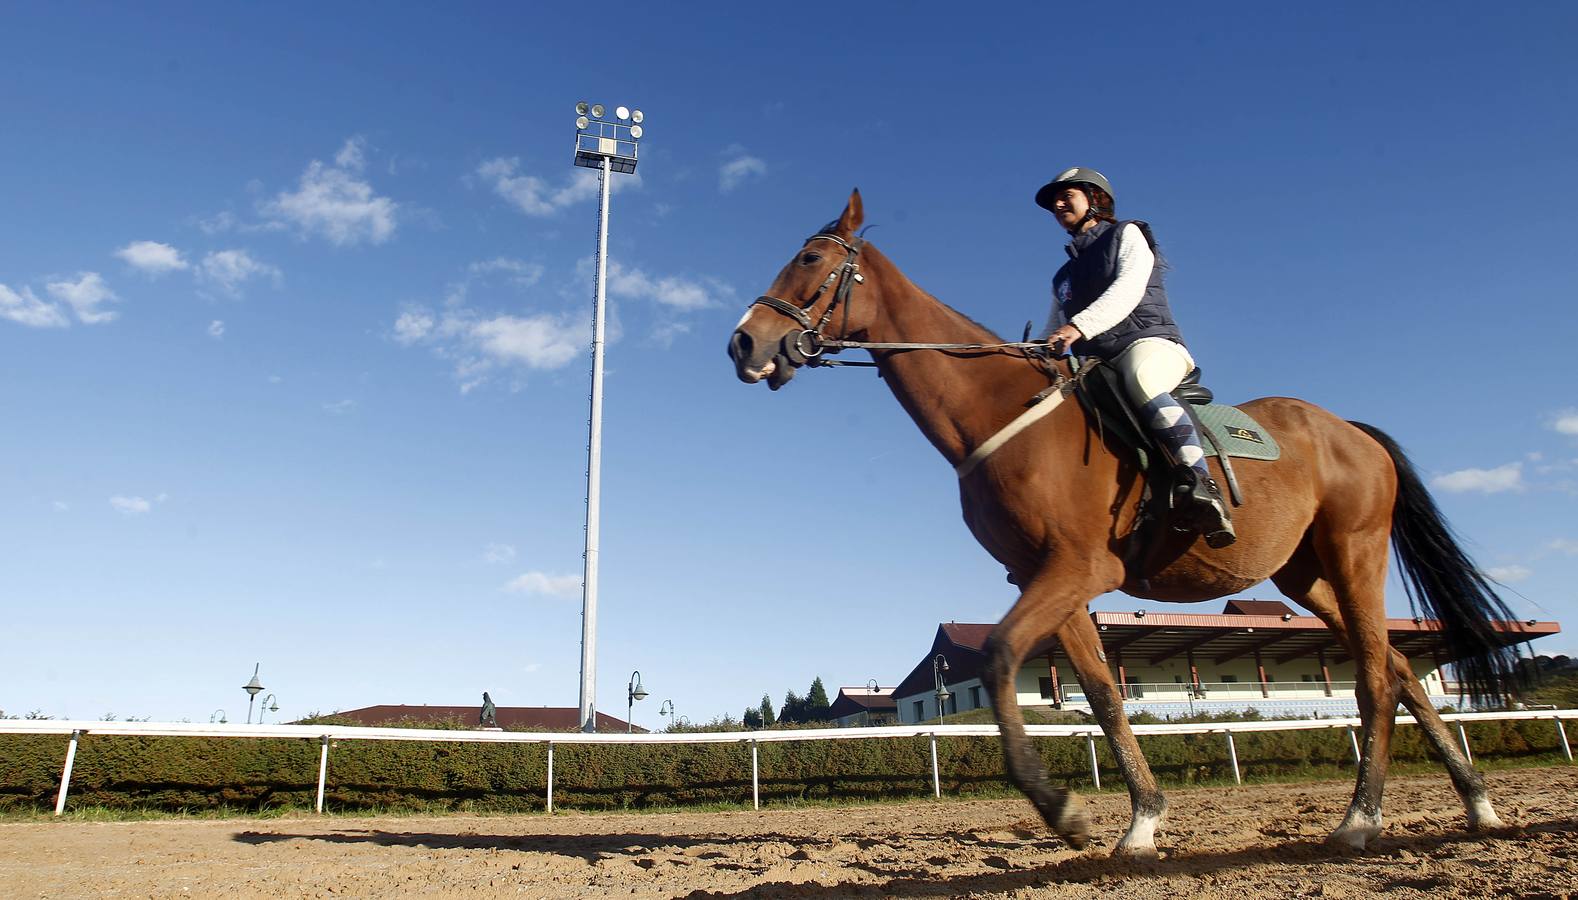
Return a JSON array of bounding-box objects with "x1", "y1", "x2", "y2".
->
[
  {"x1": 748, "y1": 232, "x2": 866, "y2": 367},
  {"x1": 747, "y1": 232, "x2": 1051, "y2": 370}
]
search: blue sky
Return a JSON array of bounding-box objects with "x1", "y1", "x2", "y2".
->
[{"x1": 3, "y1": 4, "x2": 1576, "y2": 728}]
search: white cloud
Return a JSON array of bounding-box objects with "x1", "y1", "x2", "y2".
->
[
  {"x1": 476, "y1": 157, "x2": 640, "y2": 217},
  {"x1": 262, "y1": 138, "x2": 398, "y2": 245},
  {"x1": 483, "y1": 543, "x2": 517, "y2": 564},
  {"x1": 115, "y1": 240, "x2": 189, "y2": 275},
  {"x1": 504, "y1": 571, "x2": 582, "y2": 598},
  {"x1": 45, "y1": 272, "x2": 119, "y2": 324},
  {"x1": 0, "y1": 283, "x2": 69, "y2": 328},
  {"x1": 392, "y1": 309, "x2": 435, "y2": 345},
  {"x1": 606, "y1": 260, "x2": 725, "y2": 310},
  {"x1": 322, "y1": 399, "x2": 356, "y2": 415},
  {"x1": 649, "y1": 321, "x2": 691, "y2": 349},
  {"x1": 1547, "y1": 538, "x2": 1578, "y2": 556},
  {"x1": 198, "y1": 250, "x2": 281, "y2": 296},
  {"x1": 267, "y1": 374, "x2": 283, "y2": 384},
  {"x1": 1431, "y1": 462, "x2": 1523, "y2": 494},
  {"x1": 52, "y1": 501, "x2": 69, "y2": 512},
  {"x1": 110, "y1": 495, "x2": 151, "y2": 515},
  {"x1": 469, "y1": 312, "x2": 587, "y2": 369},
  {"x1": 1484, "y1": 564, "x2": 1532, "y2": 583},
  {"x1": 468, "y1": 257, "x2": 545, "y2": 287},
  {"x1": 1551, "y1": 409, "x2": 1578, "y2": 436},
  {"x1": 719, "y1": 147, "x2": 767, "y2": 192},
  {"x1": 208, "y1": 320, "x2": 225, "y2": 339}
]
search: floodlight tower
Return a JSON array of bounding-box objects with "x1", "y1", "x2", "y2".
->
[{"x1": 572, "y1": 101, "x2": 644, "y2": 733}]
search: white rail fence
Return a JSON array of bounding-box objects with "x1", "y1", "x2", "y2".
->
[{"x1": 4, "y1": 709, "x2": 1571, "y2": 817}]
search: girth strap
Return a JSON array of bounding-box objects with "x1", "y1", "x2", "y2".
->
[{"x1": 956, "y1": 389, "x2": 1068, "y2": 479}]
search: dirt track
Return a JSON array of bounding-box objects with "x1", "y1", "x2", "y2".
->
[{"x1": 3, "y1": 767, "x2": 1576, "y2": 898}]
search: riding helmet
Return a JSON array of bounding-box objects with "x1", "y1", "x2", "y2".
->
[{"x1": 1034, "y1": 167, "x2": 1115, "y2": 212}]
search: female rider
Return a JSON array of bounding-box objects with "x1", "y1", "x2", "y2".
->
[{"x1": 1035, "y1": 167, "x2": 1235, "y2": 548}]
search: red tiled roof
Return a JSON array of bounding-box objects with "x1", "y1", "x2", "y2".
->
[{"x1": 329, "y1": 705, "x2": 637, "y2": 732}]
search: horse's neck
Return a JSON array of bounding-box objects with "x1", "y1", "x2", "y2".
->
[{"x1": 860, "y1": 249, "x2": 1057, "y2": 467}]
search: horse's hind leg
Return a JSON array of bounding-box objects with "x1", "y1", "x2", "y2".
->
[
  {"x1": 1276, "y1": 551, "x2": 1502, "y2": 831},
  {"x1": 1273, "y1": 531, "x2": 1398, "y2": 850},
  {"x1": 1058, "y1": 611, "x2": 1168, "y2": 858}
]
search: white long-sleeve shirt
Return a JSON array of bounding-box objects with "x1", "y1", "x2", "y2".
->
[{"x1": 1039, "y1": 222, "x2": 1156, "y2": 341}]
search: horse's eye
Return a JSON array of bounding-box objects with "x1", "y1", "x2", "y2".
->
[{"x1": 799, "y1": 252, "x2": 822, "y2": 265}]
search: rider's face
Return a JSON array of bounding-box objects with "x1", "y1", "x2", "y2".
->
[{"x1": 1050, "y1": 187, "x2": 1090, "y2": 231}]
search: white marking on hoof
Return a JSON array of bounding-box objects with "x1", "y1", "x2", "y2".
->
[
  {"x1": 1327, "y1": 808, "x2": 1382, "y2": 851},
  {"x1": 1114, "y1": 810, "x2": 1163, "y2": 859},
  {"x1": 1466, "y1": 796, "x2": 1504, "y2": 830}
]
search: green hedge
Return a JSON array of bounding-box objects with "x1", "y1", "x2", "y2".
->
[{"x1": 1, "y1": 718, "x2": 1568, "y2": 815}]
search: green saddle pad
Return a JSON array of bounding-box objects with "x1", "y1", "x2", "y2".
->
[{"x1": 1194, "y1": 403, "x2": 1281, "y2": 461}]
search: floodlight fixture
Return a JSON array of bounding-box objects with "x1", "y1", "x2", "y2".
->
[
  {"x1": 576, "y1": 115, "x2": 589, "y2": 129},
  {"x1": 615, "y1": 106, "x2": 630, "y2": 120},
  {"x1": 631, "y1": 109, "x2": 644, "y2": 123},
  {"x1": 590, "y1": 103, "x2": 605, "y2": 118},
  {"x1": 576, "y1": 101, "x2": 590, "y2": 115},
  {"x1": 629, "y1": 125, "x2": 643, "y2": 139}
]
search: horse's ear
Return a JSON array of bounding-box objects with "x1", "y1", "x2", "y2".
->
[{"x1": 837, "y1": 188, "x2": 864, "y2": 235}]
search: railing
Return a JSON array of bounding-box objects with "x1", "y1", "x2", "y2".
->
[{"x1": 3, "y1": 709, "x2": 1572, "y2": 816}]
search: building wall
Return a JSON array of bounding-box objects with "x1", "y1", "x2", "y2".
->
[{"x1": 894, "y1": 655, "x2": 1449, "y2": 723}]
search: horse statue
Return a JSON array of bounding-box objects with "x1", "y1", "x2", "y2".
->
[{"x1": 727, "y1": 190, "x2": 1522, "y2": 858}]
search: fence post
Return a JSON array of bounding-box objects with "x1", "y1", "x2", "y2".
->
[
  {"x1": 546, "y1": 741, "x2": 555, "y2": 813},
  {"x1": 1457, "y1": 723, "x2": 1473, "y2": 764},
  {"x1": 1346, "y1": 727, "x2": 1361, "y2": 764},
  {"x1": 54, "y1": 730, "x2": 81, "y2": 816},
  {"x1": 750, "y1": 740, "x2": 759, "y2": 811},
  {"x1": 1555, "y1": 717, "x2": 1572, "y2": 763},
  {"x1": 929, "y1": 733, "x2": 941, "y2": 799},
  {"x1": 1086, "y1": 735, "x2": 1101, "y2": 791},
  {"x1": 1225, "y1": 731, "x2": 1242, "y2": 785},
  {"x1": 315, "y1": 735, "x2": 330, "y2": 813}
]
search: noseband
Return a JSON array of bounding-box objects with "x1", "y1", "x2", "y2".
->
[{"x1": 748, "y1": 233, "x2": 865, "y2": 365}]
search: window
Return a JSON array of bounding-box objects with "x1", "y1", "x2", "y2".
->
[
  {"x1": 1038, "y1": 677, "x2": 1057, "y2": 700},
  {"x1": 913, "y1": 700, "x2": 924, "y2": 722},
  {"x1": 1301, "y1": 674, "x2": 1317, "y2": 683},
  {"x1": 1220, "y1": 675, "x2": 1239, "y2": 683},
  {"x1": 969, "y1": 686, "x2": 982, "y2": 709}
]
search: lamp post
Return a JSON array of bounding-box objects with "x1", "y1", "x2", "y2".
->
[
  {"x1": 866, "y1": 679, "x2": 880, "y2": 726},
  {"x1": 932, "y1": 654, "x2": 951, "y2": 724},
  {"x1": 626, "y1": 670, "x2": 648, "y2": 733},
  {"x1": 210, "y1": 709, "x2": 227, "y2": 724},
  {"x1": 571, "y1": 100, "x2": 645, "y2": 734},
  {"x1": 259, "y1": 694, "x2": 279, "y2": 725},
  {"x1": 658, "y1": 699, "x2": 675, "y2": 731},
  {"x1": 242, "y1": 663, "x2": 264, "y2": 724}
]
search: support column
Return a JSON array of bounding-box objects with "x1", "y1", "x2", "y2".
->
[
  {"x1": 315, "y1": 735, "x2": 330, "y2": 813},
  {"x1": 1556, "y1": 717, "x2": 1573, "y2": 763},
  {"x1": 1086, "y1": 735, "x2": 1101, "y2": 790},
  {"x1": 1225, "y1": 731, "x2": 1242, "y2": 784},
  {"x1": 1457, "y1": 723, "x2": 1474, "y2": 764},
  {"x1": 1346, "y1": 727, "x2": 1361, "y2": 764},
  {"x1": 929, "y1": 733, "x2": 941, "y2": 798},
  {"x1": 1115, "y1": 651, "x2": 1128, "y2": 700},
  {"x1": 1187, "y1": 650, "x2": 1201, "y2": 698},
  {"x1": 1318, "y1": 648, "x2": 1333, "y2": 697},
  {"x1": 1048, "y1": 655, "x2": 1063, "y2": 709},
  {"x1": 750, "y1": 740, "x2": 759, "y2": 810},
  {"x1": 1255, "y1": 649, "x2": 1268, "y2": 698},
  {"x1": 546, "y1": 742, "x2": 555, "y2": 813},
  {"x1": 54, "y1": 730, "x2": 81, "y2": 816}
]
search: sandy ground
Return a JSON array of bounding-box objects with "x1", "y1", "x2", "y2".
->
[{"x1": 2, "y1": 768, "x2": 1576, "y2": 899}]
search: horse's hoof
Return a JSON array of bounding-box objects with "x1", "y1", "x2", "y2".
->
[
  {"x1": 1466, "y1": 797, "x2": 1504, "y2": 831},
  {"x1": 1111, "y1": 842, "x2": 1160, "y2": 861},
  {"x1": 1326, "y1": 824, "x2": 1380, "y2": 851},
  {"x1": 1054, "y1": 792, "x2": 1091, "y2": 849}
]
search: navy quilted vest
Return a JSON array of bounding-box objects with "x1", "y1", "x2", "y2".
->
[{"x1": 1053, "y1": 220, "x2": 1184, "y2": 360}]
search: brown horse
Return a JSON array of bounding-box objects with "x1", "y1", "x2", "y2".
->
[{"x1": 727, "y1": 190, "x2": 1522, "y2": 857}]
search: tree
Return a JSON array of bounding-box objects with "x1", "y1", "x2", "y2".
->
[
  {"x1": 743, "y1": 707, "x2": 763, "y2": 728},
  {"x1": 806, "y1": 677, "x2": 832, "y2": 722},
  {"x1": 781, "y1": 690, "x2": 805, "y2": 724},
  {"x1": 759, "y1": 693, "x2": 777, "y2": 727}
]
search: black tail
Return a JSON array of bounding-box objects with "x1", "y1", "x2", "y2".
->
[{"x1": 1349, "y1": 421, "x2": 1522, "y2": 704}]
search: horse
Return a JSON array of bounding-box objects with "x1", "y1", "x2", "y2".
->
[{"x1": 726, "y1": 190, "x2": 1523, "y2": 858}]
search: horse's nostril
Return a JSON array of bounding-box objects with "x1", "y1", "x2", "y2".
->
[{"x1": 729, "y1": 330, "x2": 754, "y2": 363}]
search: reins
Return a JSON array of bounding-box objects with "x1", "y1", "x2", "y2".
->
[{"x1": 748, "y1": 233, "x2": 1048, "y2": 369}]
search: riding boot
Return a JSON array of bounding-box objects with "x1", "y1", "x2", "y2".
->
[
  {"x1": 1170, "y1": 463, "x2": 1237, "y2": 549},
  {"x1": 1141, "y1": 393, "x2": 1236, "y2": 549}
]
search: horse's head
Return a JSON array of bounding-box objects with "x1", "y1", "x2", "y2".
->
[{"x1": 728, "y1": 189, "x2": 874, "y2": 390}]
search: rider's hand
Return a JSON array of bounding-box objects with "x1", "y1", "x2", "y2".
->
[{"x1": 1047, "y1": 324, "x2": 1083, "y2": 355}]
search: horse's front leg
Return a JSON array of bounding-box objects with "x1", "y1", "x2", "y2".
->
[
  {"x1": 983, "y1": 570, "x2": 1113, "y2": 850},
  {"x1": 1058, "y1": 612, "x2": 1167, "y2": 858}
]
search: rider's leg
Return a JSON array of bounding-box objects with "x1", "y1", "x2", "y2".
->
[{"x1": 1114, "y1": 338, "x2": 1235, "y2": 547}]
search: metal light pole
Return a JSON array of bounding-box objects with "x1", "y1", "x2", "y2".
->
[
  {"x1": 571, "y1": 100, "x2": 644, "y2": 733},
  {"x1": 259, "y1": 694, "x2": 279, "y2": 725},
  {"x1": 242, "y1": 663, "x2": 264, "y2": 725},
  {"x1": 933, "y1": 654, "x2": 951, "y2": 724},
  {"x1": 866, "y1": 679, "x2": 880, "y2": 727},
  {"x1": 626, "y1": 670, "x2": 648, "y2": 733},
  {"x1": 658, "y1": 699, "x2": 675, "y2": 731}
]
